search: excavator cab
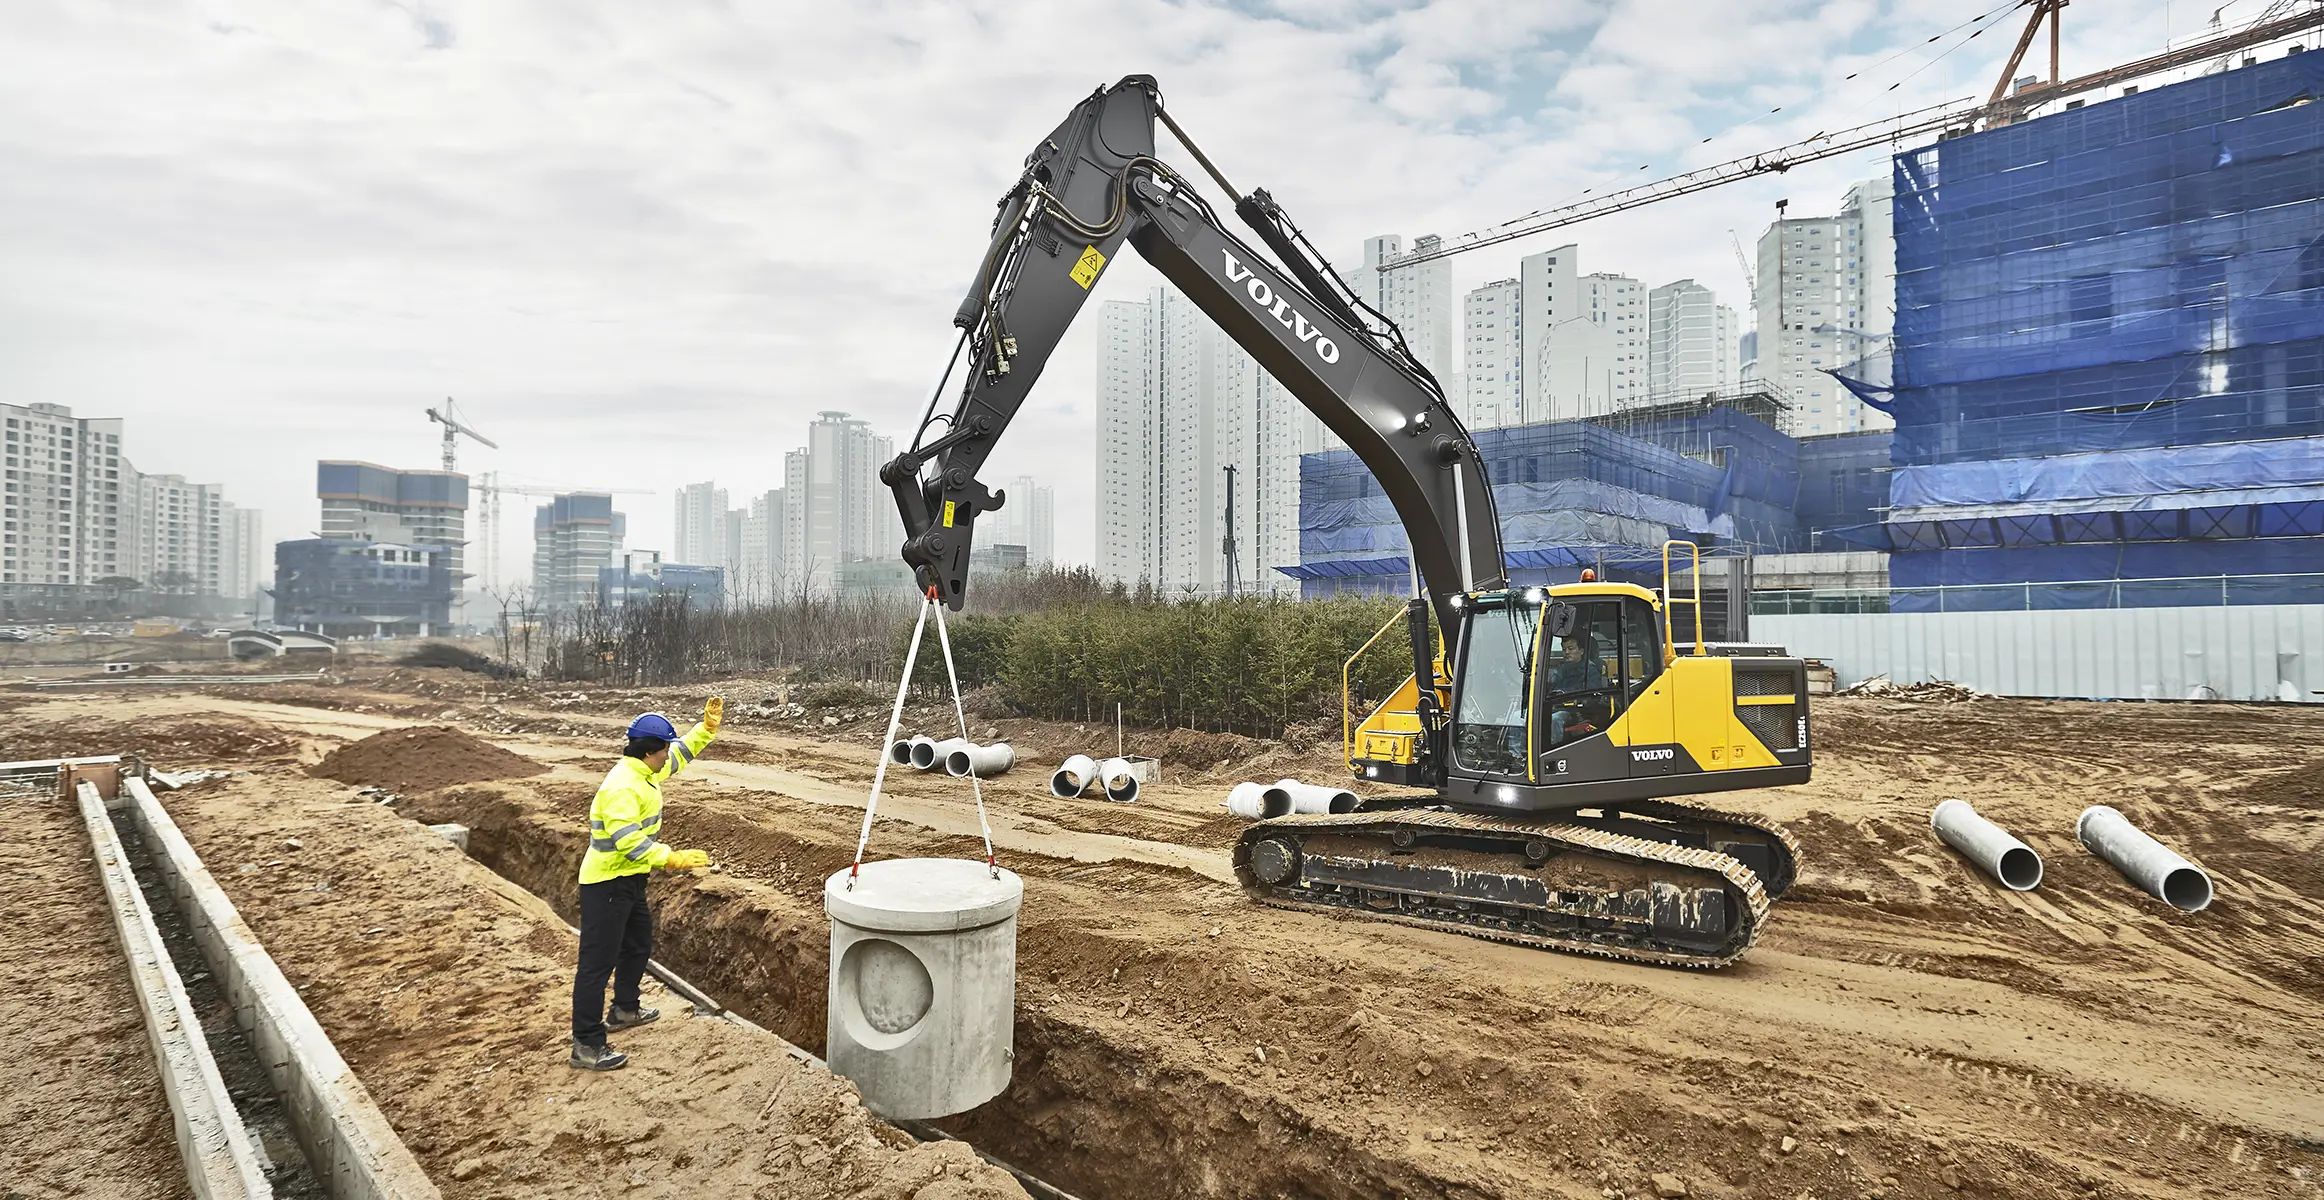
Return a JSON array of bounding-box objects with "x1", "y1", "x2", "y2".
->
[{"x1": 1349, "y1": 542, "x2": 1812, "y2": 810}]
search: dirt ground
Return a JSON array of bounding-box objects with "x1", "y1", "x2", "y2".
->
[
  {"x1": 10, "y1": 667, "x2": 2324, "y2": 1200},
  {"x1": 1, "y1": 780, "x2": 192, "y2": 1199}
]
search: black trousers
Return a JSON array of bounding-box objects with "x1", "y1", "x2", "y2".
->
[{"x1": 571, "y1": 873, "x2": 652, "y2": 1046}]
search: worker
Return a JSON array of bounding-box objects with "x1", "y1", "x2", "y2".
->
[
  {"x1": 1544, "y1": 634, "x2": 1607, "y2": 746},
  {"x1": 570, "y1": 698, "x2": 722, "y2": 1071}
]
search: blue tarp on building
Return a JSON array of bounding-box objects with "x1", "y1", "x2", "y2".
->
[{"x1": 1880, "y1": 50, "x2": 2324, "y2": 609}]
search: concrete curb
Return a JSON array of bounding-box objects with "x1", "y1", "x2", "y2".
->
[
  {"x1": 73, "y1": 778, "x2": 274, "y2": 1200},
  {"x1": 121, "y1": 775, "x2": 441, "y2": 1200}
]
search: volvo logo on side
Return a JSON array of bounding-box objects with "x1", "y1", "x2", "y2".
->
[
  {"x1": 1630, "y1": 748, "x2": 1675, "y2": 762},
  {"x1": 1221, "y1": 250, "x2": 1341, "y2": 364}
]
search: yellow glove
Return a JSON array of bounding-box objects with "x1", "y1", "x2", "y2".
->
[
  {"x1": 664, "y1": 848, "x2": 711, "y2": 871},
  {"x1": 702, "y1": 697, "x2": 724, "y2": 736}
]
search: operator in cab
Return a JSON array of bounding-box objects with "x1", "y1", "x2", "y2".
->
[
  {"x1": 569, "y1": 699, "x2": 722, "y2": 1071},
  {"x1": 1545, "y1": 632, "x2": 1607, "y2": 746}
]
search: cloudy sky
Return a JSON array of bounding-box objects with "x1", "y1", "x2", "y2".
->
[{"x1": 1, "y1": 0, "x2": 2250, "y2": 585}]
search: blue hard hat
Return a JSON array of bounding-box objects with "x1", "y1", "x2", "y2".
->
[{"x1": 626, "y1": 712, "x2": 679, "y2": 741}]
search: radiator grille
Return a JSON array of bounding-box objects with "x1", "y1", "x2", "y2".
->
[
  {"x1": 1737, "y1": 702, "x2": 1800, "y2": 751},
  {"x1": 1734, "y1": 669, "x2": 1796, "y2": 698}
]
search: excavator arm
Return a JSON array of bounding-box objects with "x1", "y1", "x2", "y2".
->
[{"x1": 880, "y1": 75, "x2": 1503, "y2": 635}]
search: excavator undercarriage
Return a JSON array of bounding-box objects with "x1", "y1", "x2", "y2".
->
[{"x1": 1233, "y1": 797, "x2": 1800, "y2": 968}]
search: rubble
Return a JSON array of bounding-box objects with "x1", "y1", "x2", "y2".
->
[{"x1": 1836, "y1": 675, "x2": 1993, "y2": 702}]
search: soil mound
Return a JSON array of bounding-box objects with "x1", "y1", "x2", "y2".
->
[{"x1": 309, "y1": 725, "x2": 547, "y2": 793}]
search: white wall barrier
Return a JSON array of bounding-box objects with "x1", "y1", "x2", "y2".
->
[{"x1": 1757, "y1": 604, "x2": 2324, "y2": 704}]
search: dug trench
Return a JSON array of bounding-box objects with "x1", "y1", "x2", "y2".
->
[{"x1": 409, "y1": 781, "x2": 1492, "y2": 1200}]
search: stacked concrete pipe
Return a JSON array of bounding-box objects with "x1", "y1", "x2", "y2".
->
[
  {"x1": 1929, "y1": 799, "x2": 2043, "y2": 890},
  {"x1": 1050, "y1": 754, "x2": 1099, "y2": 798},
  {"x1": 1273, "y1": 778, "x2": 1358, "y2": 815},
  {"x1": 890, "y1": 736, "x2": 933, "y2": 766},
  {"x1": 945, "y1": 742, "x2": 1016, "y2": 779},
  {"x1": 1224, "y1": 781, "x2": 1293, "y2": 819},
  {"x1": 912, "y1": 737, "x2": 974, "y2": 771},
  {"x1": 2077, "y1": 805, "x2": 2214, "y2": 912}
]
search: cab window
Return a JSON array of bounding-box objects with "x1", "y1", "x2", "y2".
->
[
  {"x1": 1452, "y1": 594, "x2": 1539, "y2": 776},
  {"x1": 1538, "y1": 600, "x2": 1622, "y2": 748},
  {"x1": 1620, "y1": 596, "x2": 1662, "y2": 700}
]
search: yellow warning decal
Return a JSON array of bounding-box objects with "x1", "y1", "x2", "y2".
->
[
  {"x1": 1070, "y1": 245, "x2": 1106, "y2": 289},
  {"x1": 942, "y1": 500, "x2": 957, "y2": 527}
]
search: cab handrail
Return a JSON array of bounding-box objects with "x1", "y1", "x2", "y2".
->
[{"x1": 1660, "y1": 540, "x2": 1706, "y2": 664}]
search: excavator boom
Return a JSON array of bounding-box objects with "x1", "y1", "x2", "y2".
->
[{"x1": 882, "y1": 76, "x2": 1500, "y2": 634}]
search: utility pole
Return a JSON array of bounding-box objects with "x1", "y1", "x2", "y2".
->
[{"x1": 1220, "y1": 464, "x2": 1240, "y2": 598}]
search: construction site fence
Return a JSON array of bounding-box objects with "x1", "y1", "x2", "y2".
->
[
  {"x1": 1757, "y1": 604, "x2": 2324, "y2": 704},
  {"x1": 1753, "y1": 572, "x2": 2324, "y2": 614}
]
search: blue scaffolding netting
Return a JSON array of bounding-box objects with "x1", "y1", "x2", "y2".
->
[
  {"x1": 1287, "y1": 410, "x2": 1892, "y2": 595},
  {"x1": 1870, "y1": 50, "x2": 2324, "y2": 608}
]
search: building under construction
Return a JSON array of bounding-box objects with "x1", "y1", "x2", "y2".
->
[
  {"x1": 1296, "y1": 40, "x2": 2324, "y2": 620},
  {"x1": 1838, "y1": 45, "x2": 2324, "y2": 609}
]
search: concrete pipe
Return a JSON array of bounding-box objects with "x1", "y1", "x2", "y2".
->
[
  {"x1": 2077, "y1": 805, "x2": 2214, "y2": 913},
  {"x1": 1929, "y1": 799, "x2": 2042, "y2": 891},
  {"x1": 1097, "y1": 757, "x2": 1140, "y2": 803},
  {"x1": 1273, "y1": 778, "x2": 1359, "y2": 815},
  {"x1": 946, "y1": 742, "x2": 1016, "y2": 778},
  {"x1": 890, "y1": 736, "x2": 930, "y2": 766},
  {"x1": 1224, "y1": 781, "x2": 1293, "y2": 820},
  {"x1": 913, "y1": 737, "x2": 973, "y2": 772},
  {"x1": 1050, "y1": 754, "x2": 1099, "y2": 798}
]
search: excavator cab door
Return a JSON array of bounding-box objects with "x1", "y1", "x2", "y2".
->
[{"x1": 1535, "y1": 598, "x2": 1626, "y2": 760}]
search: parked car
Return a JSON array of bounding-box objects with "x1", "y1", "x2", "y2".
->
[{"x1": 0, "y1": 628, "x2": 29, "y2": 642}]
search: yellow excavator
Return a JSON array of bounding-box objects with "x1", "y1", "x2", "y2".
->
[{"x1": 881, "y1": 76, "x2": 1808, "y2": 967}]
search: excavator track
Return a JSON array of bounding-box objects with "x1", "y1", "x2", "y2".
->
[
  {"x1": 1347, "y1": 794, "x2": 1804, "y2": 899},
  {"x1": 1232, "y1": 810, "x2": 1773, "y2": 969},
  {"x1": 1574, "y1": 798, "x2": 1804, "y2": 900}
]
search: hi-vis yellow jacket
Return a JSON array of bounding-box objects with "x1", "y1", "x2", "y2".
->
[{"x1": 579, "y1": 721, "x2": 714, "y2": 885}]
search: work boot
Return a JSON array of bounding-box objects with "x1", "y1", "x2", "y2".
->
[
  {"x1": 569, "y1": 1040, "x2": 628, "y2": 1072},
  {"x1": 606, "y1": 1005, "x2": 660, "y2": 1031}
]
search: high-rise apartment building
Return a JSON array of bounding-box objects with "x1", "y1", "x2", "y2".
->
[
  {"x1": 780, "y1": 449, "x2": 810, "y2": 595},
  {"x1": 1462, "y1": 246, "x2": 1646, "y2": 428},
  {"x1": 1, "y1": 402, "x2": 127, "y2": 587},
  {"x1": 1647, "y1": 279, "x2": 1738, "y2": 399},
  {"x1": 126, "y1": 470, "x2": 224, "y2": 595},
  {"x1": 1461, "y1": 279, "x2": 1524, "y2": 429},
  {"x1": 736, "y1": 487, "x2": 787, "y2": 601},
  {"x1": 1754, "y1": 177, "x2": 1895, "y2": 435},
  {"x1": 1362, "y1": 234, "x2": 1456, "y2": 388},
  {"x1": 1094, "y1": 286, "x2": 1313, "y2": 592},
  {"x1": 316, "y1": 461, "x2": 470, "y2": 608},
  {"x1": 1843, "y1": 173, "x2": 1898, "y2": 358},
  {"x1": 778, "y1": 412, "x2": 898, "y2": 598},
  {"x1": 223, "y1": 506, "x2": 263, "y2": 609},
  {"x1": 988, "y1": 475, "x2": 1054, "y2": 567},
  {"x1": 672, "y1": 482, "x2": 731, "y2": 570},
  {"x1": 531, "y1": 493, "x2": 625, "y2": 611}
]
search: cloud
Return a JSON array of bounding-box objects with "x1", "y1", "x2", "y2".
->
[{"x1": 0, "y1": 0, "x2": 2199, "y2": 584}]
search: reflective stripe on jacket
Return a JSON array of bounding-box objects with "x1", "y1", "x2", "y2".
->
[{"x1": 578, "y1": 721, "x2": 714, "y2": 885}]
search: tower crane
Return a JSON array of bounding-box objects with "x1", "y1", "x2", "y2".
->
[
  {"x1": 426, "y1": 398, "x2": 498, "y2": 473},
  {"x1": 1385, "y1": 0, "x2": 2324, "y2": 269},
  {"x1": 1727, "y1": 229, "x2": 1757, "y2": 311}
]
